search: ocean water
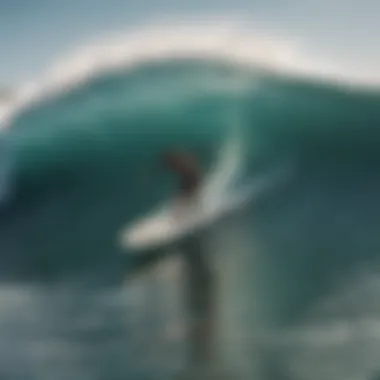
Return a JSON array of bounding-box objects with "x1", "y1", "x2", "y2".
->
[{"x1": 1, "y1": 29, "x2": 380, "y2": 380}]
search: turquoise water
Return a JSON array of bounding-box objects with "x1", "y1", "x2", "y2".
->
[{"x1": 1, "y1": 58, "x2": 380, "y2": 379}]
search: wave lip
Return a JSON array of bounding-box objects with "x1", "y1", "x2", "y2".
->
[{"x1": 2, "y1": 22, "x2": 379, "y2": 132}]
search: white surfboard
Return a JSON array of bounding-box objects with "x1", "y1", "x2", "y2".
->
[
  {"x1": 119, "y1": 166, "x2": 290, "y2": 251},
  {"x1": 118, "y1": 130, "x2": 292, "y2": 252},
  {"x1": 121, "y1": 185, "x2": 247, "y2": 251}
]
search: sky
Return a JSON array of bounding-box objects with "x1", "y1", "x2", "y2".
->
[{"x1": 1, "y1": 0, "x2": 380, "y2": 87}]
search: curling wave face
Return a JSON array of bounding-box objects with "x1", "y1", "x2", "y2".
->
[{"x1": 0, "y1": 24, "x2": 380, "y2": 280}]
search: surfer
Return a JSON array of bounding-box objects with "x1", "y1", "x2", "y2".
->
[
  {"x1": 162, "y1": 150, "x2": 217, "y2": 375},
  {"x1": 161, "y1": 150, "x2": 201, "y2": 199}
]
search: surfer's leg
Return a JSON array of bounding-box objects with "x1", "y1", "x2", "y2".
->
[{"x1": 183, "y1": 237, "x2": 216, "y2": 374}]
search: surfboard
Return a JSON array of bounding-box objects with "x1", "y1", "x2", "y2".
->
[
  {"x1": 119, "y1": 168, "x2": 288, "y2": 252},
  {"x1": 118, "y1": 125, "x2": 293, "y2": 253}
]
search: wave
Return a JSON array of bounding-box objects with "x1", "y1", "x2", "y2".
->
[{"x1": 0, "y1": 21, "x2": 379, "y2": 292}]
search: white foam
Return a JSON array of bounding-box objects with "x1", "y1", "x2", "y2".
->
[{"x1": 1, "y1": 21, "x2": 379, "y2": 131}]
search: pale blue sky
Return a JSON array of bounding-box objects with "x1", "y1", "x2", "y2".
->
[{"x1": 1, "y1": 0, "x2": 379, "y2": 86}]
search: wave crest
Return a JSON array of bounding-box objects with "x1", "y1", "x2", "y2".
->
[{"x1": 1, "y1": 21, "x2": 377, "y2": 130}]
